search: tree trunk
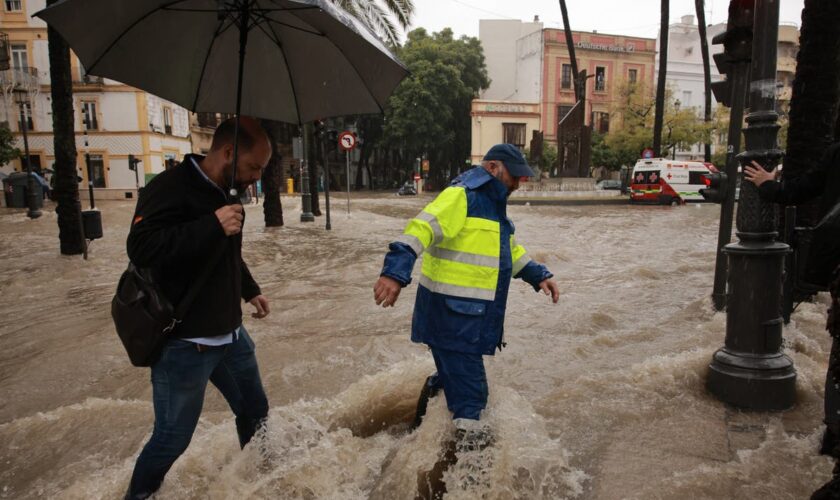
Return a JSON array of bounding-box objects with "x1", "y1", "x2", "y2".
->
[
  {"x1": 47, "y1": 0, "x2": 84, "y2": 255},
  {"x1": 784, "y1": 0, "x2": 840, "y2": 225},
  {"x1": 305, "y1": 123, "x2": 321, "y2": 216},
  {"x1": 260, "y1": 120, "x2": 283, "y2": 227},
  {"x1": 695, "y1": 0, "x2": 713, "y2": 162},
  {"x1": 653, "y1": 0, "x2": 669, "y2": 157}
]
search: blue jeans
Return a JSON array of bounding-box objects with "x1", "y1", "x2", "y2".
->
[
  {"x1": 428, "y1": 347, "x2": 488, "y2": 420},
  {"x1": 125, "y1": 326, "x2": 269, "y2": 499}
]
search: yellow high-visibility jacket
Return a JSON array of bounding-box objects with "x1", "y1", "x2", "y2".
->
[{"x1": 380, "y1": 167, "x2": 552, "y2": 355}]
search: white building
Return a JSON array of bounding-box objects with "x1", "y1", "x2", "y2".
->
[
  {"x1": 655, "y1": 14, "x2": 726, "y2": 162},
  {"x1": 1, "y1": 0, "x2": 192, "y2": 200}
]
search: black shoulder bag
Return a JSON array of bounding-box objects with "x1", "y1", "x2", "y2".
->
[{"x1": 111, "y1": 245, "x2": 225, "y2": 367}]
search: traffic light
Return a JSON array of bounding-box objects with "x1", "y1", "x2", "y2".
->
[
  {"x1": 710, "y1": 0, "x2": 754, "y2": 107},
  {"x1": 700, "y1": 172, "x2": 729, "y2": 203},
  {"x1": 128, "y1": 154, "x2": 141, "y2": 172}
]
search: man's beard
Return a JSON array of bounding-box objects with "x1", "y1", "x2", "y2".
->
[{"x1": 221, "y1": 164, "x2": 248, "y2": 195}]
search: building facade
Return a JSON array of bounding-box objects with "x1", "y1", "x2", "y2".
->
[
  {"x1": 474, "y1": 20, "x2": 657, "y2": 168},
  {"x1": 656, "y1": 15, "x2": 799, "y2": 161},
  {"x1": 1, "y1": 0, "x2": 191, "y2": 199}
]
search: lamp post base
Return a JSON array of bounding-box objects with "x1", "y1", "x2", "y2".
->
[{"x1": 707, "y1": 348, "x2": 796, "y2": 411}]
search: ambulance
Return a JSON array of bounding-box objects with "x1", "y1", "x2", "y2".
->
[{"x1": 629, "y1": 158, "x2": 718, "y2": 205}]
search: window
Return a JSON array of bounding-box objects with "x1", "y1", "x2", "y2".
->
[
  {"x1": 628, "y1": 69, "x2": 637, "y2": 84},
  {"x1": 18, "y1": 101, "x2": 33, "y2": 131},
  {"x1": 595, "y1": 112, "x2": 610, "y2": 133},
  {"x1": 595, "y1": 66, "x2": 606, "y2": 91},
  {"x1": 81, "y1": 101, "x2": 98, "y2": 130},
  {"x1": 197, "y1": 112, "x2": 218, "y2": 128},
  {"x1": 5, "y1": 0, "x2": 22, "y2": 11},
  {"x1": 163, "y1": 107, "x2": 172, "y2": 135},
  {"x1": 633, "y1": 170, "x2": 660, "y2": 185},
  {"x1": 11, "y1": 43, "x2": 27, "y2": 70},
  {"x1": 164, "y1": 153, "x2": 178, "y2": 170},
  {"x1": 561, "y1": 64, "x2": 572, "y2": 89},
  {"x1": 88, "y1": 154, "x2": 106, "y2": 188},
  {"x1": 682, "y1": 91, "x2": 692, "y2": 108},
  {"x1": 502, "y1": 123, "x2": 526, "y2": 150}
]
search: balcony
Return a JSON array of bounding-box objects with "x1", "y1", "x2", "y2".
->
[
  {"x1": 0, "y1": 67, "x2": 39, "y2": 92},
  {"x1": 73, "y1": 74, "x2": 105, "y2": 87}
]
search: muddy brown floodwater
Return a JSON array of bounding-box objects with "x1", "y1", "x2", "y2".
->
[{"x1": 0, "y1": 195, "x2": 834, "y2": 499}]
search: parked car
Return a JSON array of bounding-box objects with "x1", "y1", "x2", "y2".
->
[{"x1": 595, "y1": 179, "x2": 622, "y2": 190}]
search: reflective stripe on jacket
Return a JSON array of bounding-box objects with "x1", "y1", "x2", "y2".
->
[{"x1": 380, "y1": 166, "x2": 553, "y2": 355}]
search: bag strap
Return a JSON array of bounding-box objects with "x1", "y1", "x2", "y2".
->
[{"x1": 171, "y1": 240, "x2": 230, "y2": 326}]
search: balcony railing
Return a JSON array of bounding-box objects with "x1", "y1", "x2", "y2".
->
[
  {"x1": 0, "y1": 67, "x2": 40, "y2": 92},
  {"x1": 74, "y1": 74, "x2": 105, "y2": 86}
]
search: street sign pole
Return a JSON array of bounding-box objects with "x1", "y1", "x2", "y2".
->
[
  {"x1": 346, "y1": 150, "x2": 351, "y2": 214},
  {"x1": 338, "y1": 131, "x2": 357, "y2": 216}
]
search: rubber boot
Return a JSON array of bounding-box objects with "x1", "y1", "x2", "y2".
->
[{"x1": 411, "y1": 375, "x2": 441, "y2": 430}]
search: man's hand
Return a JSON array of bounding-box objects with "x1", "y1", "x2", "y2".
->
[
  {"x1": 216, "y1": 204, "x2": 244, "y2": 236},
  {"x1": 743, "y1": 161, "x2": 777, "y2": 187},
  {"x1": 538, "y1": 279, "x2": 560, "y2": 304},
  {"x1": 374, "y1": 276, "x2": 402, "y2": 307},
  {"x1": 249, "y1": 295, "x2": 270, "y2": 319}
]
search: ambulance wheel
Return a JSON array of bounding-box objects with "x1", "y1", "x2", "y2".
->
[{"x1": 670, "y1": 197, "x2": 681, "y2": 206}]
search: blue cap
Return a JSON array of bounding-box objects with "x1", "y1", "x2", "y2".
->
[{"x1": 482, "y1": 144, "x2": 535, "y2": 178}]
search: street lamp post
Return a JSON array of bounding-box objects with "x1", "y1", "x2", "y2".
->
[
  {"x1": 706, "y1": 0, "x2": 796, "y2": 411},
  {"x1": 13, "y1": 87, "x2": 42, "y2": 219},
  {"x1": 672, "y1": 99, "x2": 681, "y2": 160}
]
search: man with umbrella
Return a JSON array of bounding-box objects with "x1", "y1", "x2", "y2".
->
[{"x1": 125, "y1": 117, "x2": 272, "y2": 499}]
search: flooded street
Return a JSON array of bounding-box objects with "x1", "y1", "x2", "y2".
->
[{"x1": 0, "y1": 195, "x2": 834, "y2": 499}]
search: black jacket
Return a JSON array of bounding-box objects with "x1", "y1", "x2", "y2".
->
[
  {"x1": 759, "y1": 142, "x2": 840, "y2": 215},
  {"x1": 127, "y1": 154, "x2": 261, "y2": 339}
]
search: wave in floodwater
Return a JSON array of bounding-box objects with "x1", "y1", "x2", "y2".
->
[{"x1": 0, "y1": 358, "x2": 584, "y2": 500}]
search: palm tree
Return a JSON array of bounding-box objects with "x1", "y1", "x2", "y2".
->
[
  {"x1": 653, "y1": 0, "x2": 669, "y2": 157},
  {"x1": 784, "y1": 0, "x2": 840, "y2": 226},
  {"x1": 331, "y1": 0, "x2": 414, "y2": 47},
  {"x1": 695, "y1": 0, "x2": 712, "y2": 162},
  {"x1": 260, "y1": 119, "x2": 285, "y2": 227},
  {"x1": 46, "y1": 0, "x2": 85, "y2": 255}
]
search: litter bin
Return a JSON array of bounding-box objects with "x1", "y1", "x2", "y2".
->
[
  {"x1": 286, "y1": 178, "x2": 294, "y2": 193},
  {"x1": 3, "y1": 172, "x2": 44, "y2": 209}
]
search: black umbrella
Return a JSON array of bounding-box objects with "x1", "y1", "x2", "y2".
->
[{"x1": 36, "y1": 0, "x2": 408, "y2": 196}]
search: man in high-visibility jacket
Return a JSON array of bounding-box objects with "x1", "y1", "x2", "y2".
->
[{"x1": 373, "y1": 143, "x2": 559, "y2": 435}]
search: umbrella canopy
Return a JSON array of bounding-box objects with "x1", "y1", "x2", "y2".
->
[{"x1": 35, "y1": 0, "x2": 408, "y2": 124}]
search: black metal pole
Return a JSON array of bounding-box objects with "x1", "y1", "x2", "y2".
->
[
  {"x1": 558, "y1": 0, "x2": 580, "y2": 101},
  {"x1": 706, "y1": 0, "x2": 795, "y2": 411},
  {"x1": 229, "y1": 1, "x2": 249, "y2": 202},
  {"x1": 299, "y1": 124, "x2": 314, "y2": 222},
  {"x1": 18, "y1": 106, "x2": 41, "y2": 219},
  {"x1": 322, "y1": 138, "x2": 332, "y2": 230},
  {"x1": 85, "y1": 152, "x2": 95, "y2": 209},
  {"x1": 711, "y1": 60, "x2": 749, "y2": 310}
]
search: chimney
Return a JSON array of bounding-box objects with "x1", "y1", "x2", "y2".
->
[
  {"x1": 534, "y1": 15, "x2": 539, "y2": 22},
  {"x1": 681, "y1": 14, "x2": 695, "y2": 25}
]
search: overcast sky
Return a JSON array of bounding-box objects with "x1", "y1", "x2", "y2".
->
[{"x1": 406, "y1": 0, "x2": 805, "y2": 41}]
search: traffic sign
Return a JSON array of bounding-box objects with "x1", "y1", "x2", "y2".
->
[
  {"x1": 413, "y1": 173, "x2": 421, "y2": 181},
  {"x1": 642, "y1": 148, "x2": 654, "y2": 159},
  {"x1": 338, "y1": 131, "x2": 356, "y2": 151}
]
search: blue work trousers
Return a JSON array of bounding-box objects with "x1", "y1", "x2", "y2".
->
[
  {"x1": 428, "y1": 347, "x2": 488, "y2": 421},
  {"x1": 125, "y1": 326, "x2": 269, "y2": 499}
]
